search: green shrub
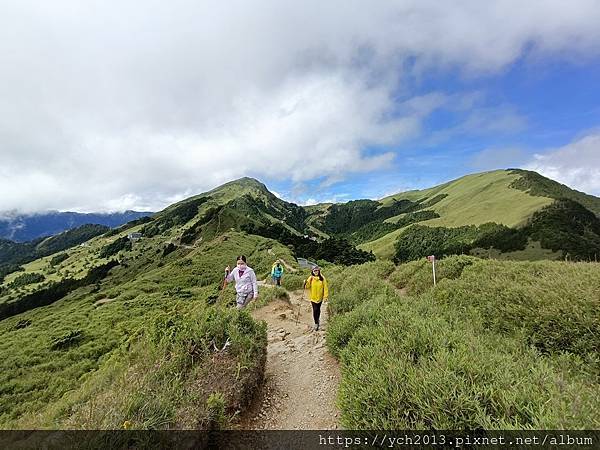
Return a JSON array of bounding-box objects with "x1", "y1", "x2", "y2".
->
[
  {"x1": 243, "y1": 222, "x2": 375, "y2": 265},
  {"x1": 11, "y1": 319, "x2": 32, "y2": 330},
  {"x1": 150, "y1": 307, "x2": 266, "y2": 370},
  {"x1": 206, "y1": 393, "x2": 226, "y2": 429},
  {"x1": 50, "y1": 330, "x2": 84, "y2": 350},
  {"x1": 23, "y1": 304, "x2": 267, "y2": 430},
  {"x1": 0, "y1": 264, "x2": 24, "y2": 284},
  {"x1": 8, "y1": 272, "x2": 45, "y2": 289},
  {"x1": 389, "y1": 255, "x2": 477, "y2": 295},
  {"x1": 327, "y1": 260, "x2": 395, "y2": 316},
  {"x1": 523, "y1": 199, "x2": 600, "y2": 260},
  {"x1": 327, "y1": 257, "x2": 600, "y2": 429},
  {"x1": 394, "y1": 223, "x2": 527, "y2": 263},
  {"x1": 50, "y1": 253, "x2": 69, "y2": 266},
  {"x1": 337, "y1": 305, "x2": 600, "y2": 429},
  {"x1": 99, "y1": 237, "x2": 132, "y2": 259},
  {"x1": 281, "y1": 273, "x2": 307, "y2": 291},
  {"x1": 431, "y1": 259, "x2": 600, "y2": 367},
  {"x1": 249, "y1": 286, "x2": 289, "y2": 310}
]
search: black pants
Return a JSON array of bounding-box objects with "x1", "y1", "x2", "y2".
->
[{"x1": 311, "y1": 301, "x2": 322, "y2": 325}]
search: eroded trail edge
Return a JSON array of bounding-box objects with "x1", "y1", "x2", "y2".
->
[{"x1": 236, "y1": 289, "x2": 341, "y2": 430}]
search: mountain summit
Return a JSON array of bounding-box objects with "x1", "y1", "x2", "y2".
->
[
  {"x1": 1, "y1": 168, "x2": 599, "y2": 430},
  {"x1": 136, "y1": 168, "x2": 600, "y2": 262}
]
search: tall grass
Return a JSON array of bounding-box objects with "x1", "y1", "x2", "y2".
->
[
  {"x1": 0, "y1": 232, "x2": 282, "y2": 428},
  {"x1": 327, "y1": 256, "x2": 600, "y2": 429}
]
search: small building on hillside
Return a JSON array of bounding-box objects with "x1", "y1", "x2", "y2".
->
[
  {"x1": 127, "y1": 232, "x2": 142, "y2": 242},
  {"x1": 297, "y1": 257, "x2": 318, "y2": 269}
]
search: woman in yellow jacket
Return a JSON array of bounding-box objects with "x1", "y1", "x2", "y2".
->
[{"x1": 304, "y1": 266, "x2": 328, "y2": 331}]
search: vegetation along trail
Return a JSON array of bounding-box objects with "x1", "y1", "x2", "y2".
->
[{"x1": 236, "y1": 286, "x2": 341, "y2": 430}]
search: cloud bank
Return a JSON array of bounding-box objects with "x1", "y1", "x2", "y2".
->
[
  {"x1": 525, "y1": 133, "x2": 600, "y2": 196},
  {"x1": 2, "y1": 0, "x2": 600, "y2": 212}
]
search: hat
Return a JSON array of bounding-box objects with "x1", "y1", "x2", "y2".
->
[{"x1": 312, "y1": 265, "x2": 321, "y2": 271}]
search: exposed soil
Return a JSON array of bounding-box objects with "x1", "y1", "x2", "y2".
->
[
  {"x1": 234, "y1": 289, "x2": 341, "y2": 430},
  {"x1": 93, "y1": 298, "x2": 114, "y2": 306}
]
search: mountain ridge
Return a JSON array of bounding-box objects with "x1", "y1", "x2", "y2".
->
[
  {"x1": 141, "y1": 168, "x2": 600, "y2": 263},
  {"x1": 0, "y1": 210, "x2": 154, "y2": 242},
  {"x1": 3, "y1": 169, "x2": 599, "y2": 265},
  {"x1": 1, "y1": 168, "x2": 599, "y2": 430}
]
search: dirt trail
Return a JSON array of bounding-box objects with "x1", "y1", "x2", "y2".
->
[{"x1": 235, "y1": 289, "x2": 341, "y2": 430}]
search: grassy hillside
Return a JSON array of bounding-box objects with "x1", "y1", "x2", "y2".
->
[
  {"x1": 361, "y1": 170, "x2": 600, "y2": 260},
  {"x1": 0, "y1": 176, "x2": 370, "y2": 429},
  {"x1": 0, "y1": 224, "x2": 110, "y2": 268},
  {"x1": 179, "y1": 177, "x2": 308, "y2": 235},
  {"x1": 0, "y1": 177, "x2": 372, "y2": 319},
  {"x1": 510, "y1": 169, "x2": 600, "y2": 216},
  {"x1": 327, "y1": 257, "x2": 600, "y2": 429},
  {"x1": 357, "y1": 226, "x2": 408, "y2": 259},
  {"x1": 382, "y1": 170, "x2": 553, "y2": 228},
  {"x1": 2, "y1": 172, "x2": 599, "y2": 431},
  {"x1": 0, "y1": 231, "x2": 295, "y2": 428}
]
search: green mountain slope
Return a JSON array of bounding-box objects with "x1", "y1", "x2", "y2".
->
[
  {"x1": 327, "y1": 258, "x2": 600, "y2": 429},
  {"x1": 0, "y1": 224, "x2": 111, "y2": 285},
  {"x1": 144, "y1": 177, "x2": 308, "y2": 243},
  {"x1": 1, "y1": 170, "x2": 599, "y2": 430},
  {"x1": 0, "y1": 177, "x2": 368, "y2": 429},
  {"x1": 358, "y1": 169, "x2": 600, "y2": 260},
  {"x1": 510, "y1": 169, "x2": 600, "y2": 215},
  {"x1": 382, "y1": 170, "x2": 553, "y2": 227},
  {"x1": 0, "y1": 231, "x2": 294, "y2": 428}
]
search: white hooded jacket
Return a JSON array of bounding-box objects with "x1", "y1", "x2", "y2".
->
[{"x1": 225, "y1": 266, "x2": 258, "y2": 297}]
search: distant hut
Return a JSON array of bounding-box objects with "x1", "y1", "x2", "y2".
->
[{"x1": 127, "y1": 232, "x2": 142, "y2": 242}]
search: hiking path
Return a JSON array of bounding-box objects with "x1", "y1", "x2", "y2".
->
[{"x1": 235, "y1": 287, "x2": 341, "y2": 430}]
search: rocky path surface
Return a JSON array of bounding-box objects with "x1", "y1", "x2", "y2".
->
[{"x1": 235, "y1": 289, "x2": 341, "y2": 430}]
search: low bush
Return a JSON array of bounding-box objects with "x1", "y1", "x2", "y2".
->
[
  {"x1": 50, "y1": 253, "x2": 70, "y2": 267},
  {"x1": 99, "y1": 237, "x2": 132, "y2": 259},
  {"x1": 8, "y1": 272, "x2": 45, "y2": 289},
  {"x1": 50, "y1": 330, "x2": 84, "y2": 350},
  {"x1": 327, "y1": 260, "x2": 395, "y2": 316},
  {"x1": 327, "y1": 256, "x2": 600, "y2": 429},
  {"x1": 388, "y1": 255, "x2": 477, "y2": 295},
  {"x1": 249, "y1": 286, "x2": 289, "y2": 310},
  {"x1": 281, "y1": 272, "x2": 308, "y2": 291}
]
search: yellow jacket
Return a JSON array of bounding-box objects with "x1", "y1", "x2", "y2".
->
[{"x1": 304, "y1": 275, "x2": 328, "y2": 303}]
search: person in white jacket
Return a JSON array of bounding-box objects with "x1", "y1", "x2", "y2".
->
[{"x1": 224, "y1": 255, "x2": 259, "y2": 309}]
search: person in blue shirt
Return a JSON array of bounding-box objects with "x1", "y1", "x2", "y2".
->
[{"x1": 271, "y1": 261, "x2": 284, "y2": 286}]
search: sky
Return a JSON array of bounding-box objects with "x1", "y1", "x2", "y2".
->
[{"x1": 1, "y1": 1, "x2": 600, "y2": 213}]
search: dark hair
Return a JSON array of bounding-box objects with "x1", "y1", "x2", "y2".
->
[
  {"x1": 237, "y1": 255, "x2": 247, "y2": 263},
  {"x1": 312, "y1": 267, "x2": 323, "y2": 281}
]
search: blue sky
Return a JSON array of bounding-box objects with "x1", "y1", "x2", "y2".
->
[
  {"x1": 2, "y1": 1, "x2": 600, "y2": 213},
  {"x1": 266, "y1": 57, "x2": 600, "y2": 204}
]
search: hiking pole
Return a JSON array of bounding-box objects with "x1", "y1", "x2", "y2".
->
[
  {"x1": 219, "y1": 267, "x2": 230, "y2": 304},
  {"x1": 218, "y1": 278, "x2": 228, "y2": 303}
]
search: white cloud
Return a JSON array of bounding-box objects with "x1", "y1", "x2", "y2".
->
[
  {"x1": 299, "y1": 198, "x2": 319, "y2": 207},
  {"x1": 1, "y1": 0, "x2": 600, "y2": 212},
  {"x1": 524, "y1": 133, "x2": 600, "y2": 196},
  {"x1": 296, "y1": 195, "x2": 348, "y2": 206}
]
